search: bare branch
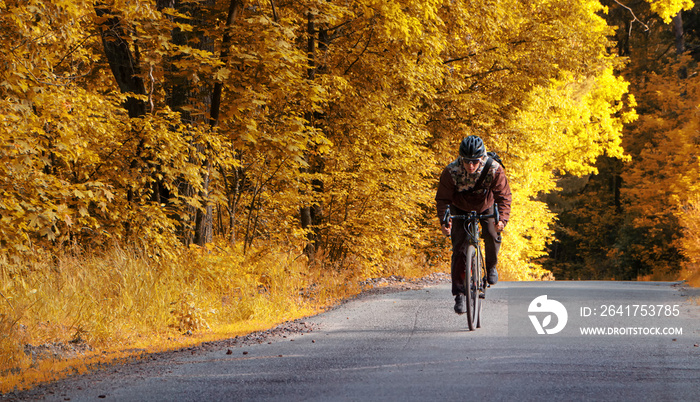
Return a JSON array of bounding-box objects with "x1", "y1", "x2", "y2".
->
[
  {"x1": 269, "y1": 0, "x2": 278, "y2": 23},
  {"x1": 343, "y1": 26, "x2": 373, "y2": 75},
  {"x1": 613, "y1": 0, "x2": 650, "y2": 35},
  {"x1": 54, "y1": 33, "x2": 100, "y2": 70}
]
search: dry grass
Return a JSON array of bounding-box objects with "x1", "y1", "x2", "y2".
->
[
  {"x1": 0, "y1": 241, "x2": 382, "y2": 394},
  {"x1": 0, "y1": 236, "x2": 576, "y2": 394}
]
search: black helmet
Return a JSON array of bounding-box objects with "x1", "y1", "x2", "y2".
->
[{"x1": 459, "y1": 136, "x2": 485, "y2": 159}]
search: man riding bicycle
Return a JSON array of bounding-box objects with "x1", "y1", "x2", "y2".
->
[{"x1": 435, "y1": 135, "x2": 512, "y2": 314}]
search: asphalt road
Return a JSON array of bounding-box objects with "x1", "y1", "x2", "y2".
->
[{"x1": 18, "y1": 281, "x2": 700, "y2": 401}]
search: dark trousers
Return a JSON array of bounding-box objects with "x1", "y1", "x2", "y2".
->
[{"x1": 450, "y1": 205, "x2": 501, "y2": 296}]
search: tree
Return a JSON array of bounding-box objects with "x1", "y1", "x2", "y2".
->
[
  {"x1": 544, "y1": 0, "x2": 699, "y2": 280},
  {"x1": 0, "y1": 0, "x2": 638, "y2": 281}
]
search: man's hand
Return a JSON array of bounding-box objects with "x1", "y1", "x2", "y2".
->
[
  {"x1": 497, "y1": 220, "x2": 506, "y2": 233},
  {"x1": 441, "y1": 222, "x2": 451, "y2": 237}
]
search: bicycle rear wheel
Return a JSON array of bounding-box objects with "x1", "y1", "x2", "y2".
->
[{"x1": 465, "y1": 245, "x2": 481, "y2": 330}]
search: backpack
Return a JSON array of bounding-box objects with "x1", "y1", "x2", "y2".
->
[
  {"x1": 474, "y1": 152, "x2": 505, "y2": 190},
  {"x1": 487, "y1": 151, "x2": 505, "y2": 170}
]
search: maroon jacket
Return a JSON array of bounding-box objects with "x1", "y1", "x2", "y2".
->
[{"x1": 435, "y1": 156, "x2": 512, "y2": 225}]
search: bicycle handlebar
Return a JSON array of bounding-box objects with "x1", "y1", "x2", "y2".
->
[{"x1": 442, "y1": 204, "x2": 500, "y2": 225}]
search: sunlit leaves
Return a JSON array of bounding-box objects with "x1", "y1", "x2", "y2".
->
[
  {"x1": 427, "y1": 0, "x2": 631, "y2": 277},
  {"x1": 544, "y1": 1, "x2": 700, "y2": 281},
  {"x1": 620, "y1": 55, "x2": 700, "y2": 278},
  {"x1": 645, "y1": 0, "x2": 694, "y2": 23},
  {"x1": 1, "y1": 0, "x2": 636, "y2": 280}
]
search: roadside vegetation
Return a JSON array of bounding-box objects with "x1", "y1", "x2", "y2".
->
[
  {"x1": 543, "y1": 1, "x2": 700, "y2": 283},
  {"x1": 2, "y1": 0, "x2": 700, "y2": 394},
  {"x1": 1, "y1": 243, "x2": 440, "y2": 393}
]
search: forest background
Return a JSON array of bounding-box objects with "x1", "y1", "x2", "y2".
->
[{"x1": 2, "y1": 0, "x2": 700, "y2": 392}]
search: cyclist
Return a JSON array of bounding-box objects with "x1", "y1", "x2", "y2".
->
[{"x1": 435, "y1": 135, "x2": 512, "y2": 314}]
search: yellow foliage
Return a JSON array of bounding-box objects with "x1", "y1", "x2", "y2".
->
[
  {"x1": 0, "y1": 0, "x2": 654, "y2": 390},
  {"x1": 645, "y1": 0, "x2": 694, "y2": 23},
  {"x1": 619, "y1": 56, "x2": 700, "y2": 279},
  {"x1": 0, "y1": 243, "x2": 368, "y2": 393},
  {"x1": 0, "y1": 0, "x2": 635, "y2": 280},
  {"x1": 677, "y1": 197, "x2": 700, "y2": 286}
]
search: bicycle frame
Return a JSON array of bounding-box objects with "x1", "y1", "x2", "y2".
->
[{"x1": 443, "y1": 204, "x2": 499, "y2": 330}]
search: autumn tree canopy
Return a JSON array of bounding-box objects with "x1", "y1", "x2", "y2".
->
[
  {"x1": 1, "y1": 0, "x2": 654, "y2": 279},
  {"x1": 544, "y1": 0, "x2": 700, "y2": 282}
]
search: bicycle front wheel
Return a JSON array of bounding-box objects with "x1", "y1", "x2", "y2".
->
[
  {"x1": 476, "y1": 250, "x2": 485, "y2": 328},
  {"x1": 465, "y1": 244, "x2": 481, "y2": 330}
]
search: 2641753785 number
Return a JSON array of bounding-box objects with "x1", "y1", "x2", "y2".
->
[{"x1": 596, "y1": 304, "x2": 680, "y2": 317}]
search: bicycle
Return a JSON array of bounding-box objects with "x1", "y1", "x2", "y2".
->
[{"x1": 443, "y1": 203, "x2": 500, "y2": 331}]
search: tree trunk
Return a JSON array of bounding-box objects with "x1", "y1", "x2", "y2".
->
[
  {"x1": 299, "y1": 13, "x2": 332, "y2": 259},
  {"x1": 301, "y1": 12, "x2": 317, "y2": 258},
  {"x1": 159, "y1": 0, "x2": 219, "y2": 246},
  {"x1": 673, "y1": 12, "x2": 687, "y2": 80},
  {"x1": 95, "y1": 7, "x2": 147, "y2": 118},
  {"x1": 673, "y1": 12, "x2": 685, "y2": 56},
  {"x1": 95, "y1": 5, "x2": 149, "y2": 238},
  {"x1": 203, "y1": 0, "x2": 244, "y2": 246},
  {"x1": 210, "y1": 0, "x2": 243, "y2": 126}
]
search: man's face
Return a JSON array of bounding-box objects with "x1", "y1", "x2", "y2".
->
[{"x1": 462, "y1": 157, "x2": 481, "y2": 174}]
